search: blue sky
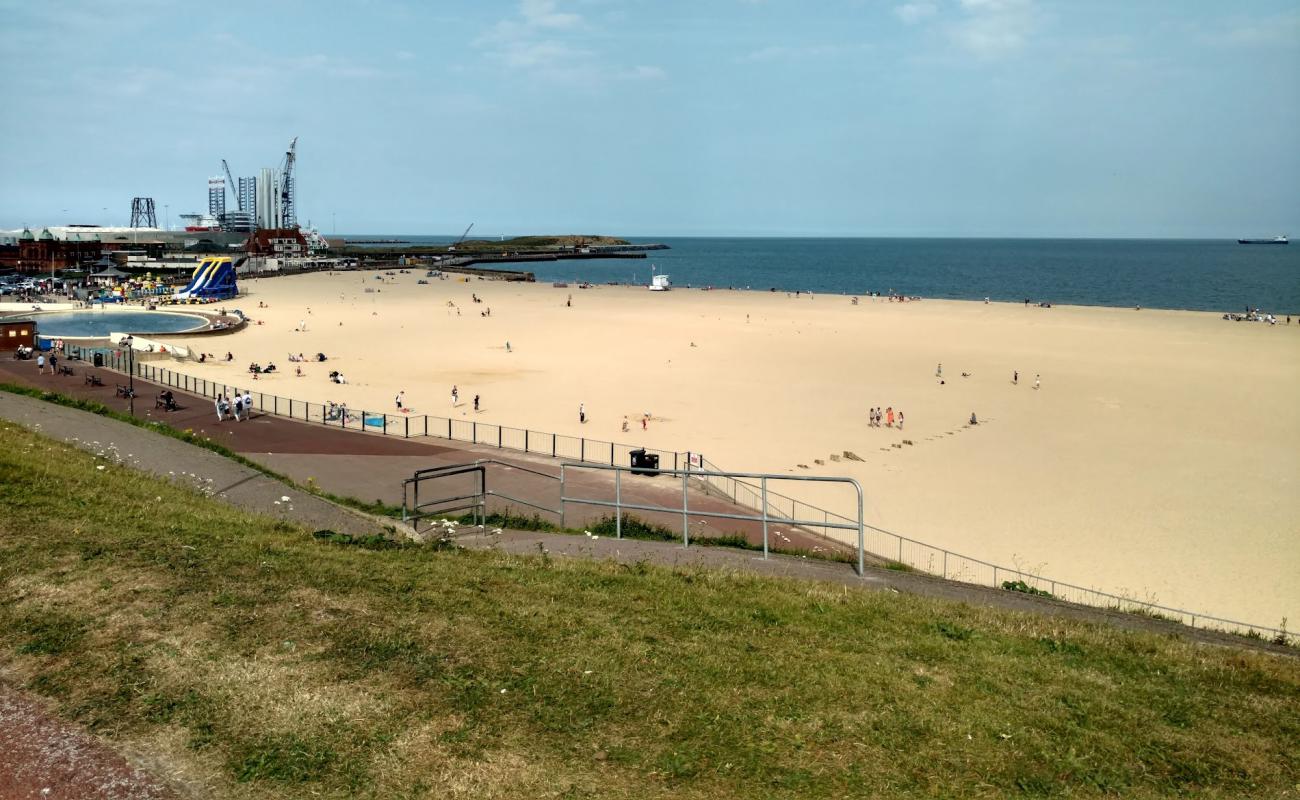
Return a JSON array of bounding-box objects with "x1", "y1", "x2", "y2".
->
[{"x1": 1, "y1": 0, "x2": 1297, "y2": 237}]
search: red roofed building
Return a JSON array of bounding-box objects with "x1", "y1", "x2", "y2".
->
[{"x1": 246, "y1": 228, "x2": 308, "y2": 257}]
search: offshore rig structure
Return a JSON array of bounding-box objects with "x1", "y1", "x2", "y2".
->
[{"x1": 177, "y1": 137, "x2": 298, "y2": 235}]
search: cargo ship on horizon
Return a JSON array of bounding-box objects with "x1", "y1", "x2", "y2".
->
[{"x1": 1237, "y1": 235, "x2": 1288, "y2": 244}]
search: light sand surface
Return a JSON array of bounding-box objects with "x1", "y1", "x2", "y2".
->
[{"x1": 167, "y1": 271, "x2": 1300, "y2": 627}]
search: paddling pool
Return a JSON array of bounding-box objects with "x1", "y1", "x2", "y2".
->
[{"x1": 36, "y1": 310, "x2": 208, "y2": 338}]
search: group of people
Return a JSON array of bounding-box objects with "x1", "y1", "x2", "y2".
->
[
  {"x1": 328, "y1": 370, "x2": 347, "y2": 384},
  {"x1": 156, "y1": 390, "x2": 178, "y2": 412},
  {"x1": 868, "y1": 406, "x2": 902, "y2": 429},
  {"x1": 214, "y1": 390, "x2": 253, "y2": 422},
  {"x1": 325, "y1": 401, "x2": 351, "y2": 422},
  {"x1": 620, "y1": 413, "x2": 652, "y2": 432}
]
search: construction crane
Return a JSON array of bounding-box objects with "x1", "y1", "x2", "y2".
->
[
  {"x1": 221, "y1": 159, "x2": 240, "y2": 211},
  {"x1": 449, "y1": 222, "x2": 474, "y2": 250},
  {"x1": 280, "y1": 136, "x2": 298, "y2": 228}
]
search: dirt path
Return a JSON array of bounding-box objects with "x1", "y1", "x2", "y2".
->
[{"x1": 0, "y1": 683, "x2": 177, "y2": 800}]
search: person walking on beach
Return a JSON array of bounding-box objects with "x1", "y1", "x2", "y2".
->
[
  {"x1": 242, "y1": 390, "x2": 253, "y2": 419},
  {"x1": 886, "y1": 407, "x2": 895, "y2": 427},
  {"x1": 451, "y1": 385, "x2": 459, "y2": 406},
  {"x1": 1013, "y1": 370, "x2": 1019, "y2": 385},
  {"x1": 396, "y1": 391, "x2": 404, "y2": 411},
  {"x1": 898, "y1": 411, "x2": 904, "y2": 430},
  {"x1": 505, "y1": 341, "x2": 512, "y2": 353},
  {"x1": 642, "y1": 413, "x2": 648, "y2": 431},
  {"x1": 622, "y1": 416, "x2": 629, "y2": 433},
  {"x1": 936, "y1": 363, "x2": 942, "y2": 378},
  {"x1": 579, "y1": 403, "x2": 586, "y2": 424},
  {"x1": 473, "y1": 394, "x2": 480, "y2": 412},
  {"x1": 1034, "y1": 374, "x2": 1041, "y2": 390}
]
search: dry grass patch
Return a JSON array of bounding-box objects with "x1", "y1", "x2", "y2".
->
[{"x1": 1, "y1": 419, "x2": 1298, "y2": 799}]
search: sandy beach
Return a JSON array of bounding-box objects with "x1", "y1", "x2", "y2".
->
[{"x1": 165, "y1": 270, "x2": 1300, "y2": 627}]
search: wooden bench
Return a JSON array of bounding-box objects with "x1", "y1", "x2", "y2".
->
[
  {"x1": 85, "y1": 374, "x2": 104, "y2": 387},
  {"x1": 115, "y1": 384, "x2": 135, "y2": 398},
  {"x1": 57, "y1": 365, "x2": 74, "y2": 376}
]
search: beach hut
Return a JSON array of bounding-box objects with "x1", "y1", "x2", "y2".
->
[
  {"x1": 89, "y1": 263, "x2": 130, "y2": 286},
  {"x1": 0, "y1": 317, "x2": 36, "y2": 352},
  {"x1": 650, "y1": 274, "x2": 671, "y2": 291}
]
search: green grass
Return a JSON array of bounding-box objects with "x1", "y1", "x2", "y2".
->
[{"x1": 1, "y1": 420, "x2": 1298, "y2": 799}]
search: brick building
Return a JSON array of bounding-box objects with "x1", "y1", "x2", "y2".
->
[
  {"x1": 246, "y1": 228, "x2": 308, "y2": 257},
  {"x1": 0, "y1": 228, "x2": 102, "y2": 274}
]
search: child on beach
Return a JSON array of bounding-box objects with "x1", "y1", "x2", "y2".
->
[{"x1": 396, "y1": 391, "x2": 404, "y2": 411}]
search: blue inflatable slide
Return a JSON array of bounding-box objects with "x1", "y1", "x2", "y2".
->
[{"x1": 174, "y1": 257, "x2": 239, "y2": 301}]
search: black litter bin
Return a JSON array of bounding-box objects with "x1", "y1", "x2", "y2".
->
[
  {"x1": 630, "y1": 448, "x2": 661, "y2": 477},
  {"x1": 93, "y1": 352, "x2": 104, "y2": 367}
]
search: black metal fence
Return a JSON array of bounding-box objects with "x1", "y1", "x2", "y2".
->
[{"x1": 66, "y1": 345, "x2": 688, "y2": 471}]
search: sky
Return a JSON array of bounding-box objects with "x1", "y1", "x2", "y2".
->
[{"x1": 1, "y1": 0, "x2": 1297, "y2": 238}]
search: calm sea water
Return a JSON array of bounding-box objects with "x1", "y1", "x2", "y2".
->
[{"x1": 352, "y1": 237, "x2": 1300, "y2": 313}]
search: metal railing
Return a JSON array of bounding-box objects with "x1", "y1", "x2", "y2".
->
[
  {"x1": 62, "y1": 344, "x2": 1291, "y2": 640},
  {"x1": 65, "y1": 347, "x2": 688, "y2": 471},
  {"x1": 402, "y1": 459, "x2": 866, "y2": 575},
  {"x1": 562, "y1": 462, "x2": 866, "y2": 574},
  {"x1": 691, "y1": 459, "x2": 1290, "y2": 640},
  {"x1": 402, "y1": 459, "x2": 561, "y2": 533}
]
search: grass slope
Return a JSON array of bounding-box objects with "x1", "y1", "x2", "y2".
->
[{"x1": 0, "y1": 420, "x2": 1297, "y2": 799}]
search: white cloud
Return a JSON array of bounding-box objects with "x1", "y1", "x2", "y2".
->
[
  {"x1": 894, "y1": 2, "x2": 938, "y2": 25},
  {"x1": 949, "y1": 0, "x2": 1037, "y2": 59},
  {"x1": 1199, "y1": 11, "x2": 1300, "y2": 49},
  {"x1": 735, "y1": 43, "x2": 865, "y2": 64},
  {"x1": 622, "y1": 65, "x2": 666, "y2": 80},
  {"x1": 476, "y1": 0, "x2": 662, "y2": 86},
  {"x1": 519, "y1": 0, "x2": 581, "y2": 30},
  {"x1": 737, "y1": 45, "x2": 790, "y2": 64}
]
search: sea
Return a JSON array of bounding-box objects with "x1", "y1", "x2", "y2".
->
[{"x1": 347, "y1": 237, "x2": 1300, "y2": 314}]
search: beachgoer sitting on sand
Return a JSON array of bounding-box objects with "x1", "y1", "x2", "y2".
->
[
  {"x1": 249, "y1": 363, "x2": 262, "y2": 374},
  {"x1": 264, "y1": 363, "x2": 277, "y2": 373},
  {"x1": 226, "y1": 352, "x2": 234, "y2": 361},
  {"x1": 970, "y1": 412, "x2": 978, "y2": 425},
  {"x1": 316, "y1": 353, "x2": 327, "y2": 362},
  {"x1": 198, "y1": 353, "x2": 207, "y2": 363}
]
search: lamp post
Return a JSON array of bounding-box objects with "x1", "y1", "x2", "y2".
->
[{"x1": 121, "y1": 338, "x2": 135, "y2": 416}]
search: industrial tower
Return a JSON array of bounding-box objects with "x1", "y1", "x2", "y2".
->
[
  {"x1": 280, "y1": 136, "x2": 297, "y2": 228},
  {"x1": 129, "y1": 197, "x2": 157, "y2": 228}
]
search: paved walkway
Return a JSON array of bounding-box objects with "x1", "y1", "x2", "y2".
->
[
  {"x1": 0, "y1": 391, "x2": 393, "y2": 538},
  {"x1": 0, "y1": 356, "x2": 847, "y2": 554}
]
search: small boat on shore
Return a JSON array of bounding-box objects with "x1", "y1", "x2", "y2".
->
[{"x1": 1237, "y1": 235, "x2": 1288, "y2": 244}]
